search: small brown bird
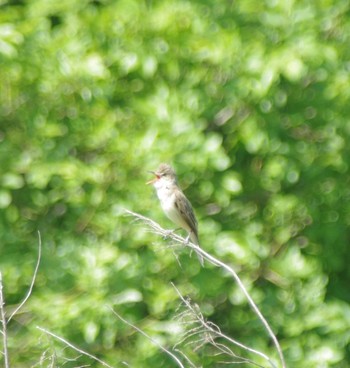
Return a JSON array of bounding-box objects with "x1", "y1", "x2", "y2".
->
[{"x1": 147, "y1": 163, "x2": 204, "y2": 266}]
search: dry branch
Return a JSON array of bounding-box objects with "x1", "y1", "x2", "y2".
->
[
  {"x1": 125, "y1": 209, "x2": 285, "y2": 368},
  {"x1": 111, "y1": 308, "x2": 185, "y2": 368},
  {"x1": 0, "y1": 231, "x2": 42, "y2": 368},
  {"x1": 0, "y1": 272, "x2": 10, "y2": 368},
  {"x1": 172, "y1": 282, "x2": 271, "y2": 368},
  {"x1": 8, "y1": 231, "x2": 42, "y2": 323},
  {"x1": 37, "y1": 327, "x2": 117, "y2": 368}
]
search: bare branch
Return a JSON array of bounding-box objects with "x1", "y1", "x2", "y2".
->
[
  {"x1": 36, "y1": 326, "x2": 117, "y2": 368},
  {"x1": 0, "y1": 272, "x2": 10, "y2": 368},
  {"x1": 110, "y1": 308, "x2": 186, "y2": 368},
  {"x1": 173, "y1": 348, "x2": 197, "y2": 368},
  {"x1": 125, "y1": 210, "x2": 285, "y2": 368},
  {"x1": 8, "y1": 231, "x2": 42, "y2": 323},
  {"x1": 172, "y1": 283, "x2": 271, "y2": 368}
]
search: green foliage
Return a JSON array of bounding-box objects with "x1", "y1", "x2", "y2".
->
[{"x1": 1, "y1": 0, "x2": 350, "y2": 366}]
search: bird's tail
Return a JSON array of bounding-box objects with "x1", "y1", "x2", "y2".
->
[{"x1": 190, "y1": 232, "x2": 204, "y2": 266}]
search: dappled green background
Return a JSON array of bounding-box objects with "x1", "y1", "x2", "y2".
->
[{"x1": 1, "y1": 0, "x2": 350, "y2": 366}]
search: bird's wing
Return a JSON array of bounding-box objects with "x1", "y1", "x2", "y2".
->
[{"x1": 174, "y1": 190, "x2": 198, "y2": 239}]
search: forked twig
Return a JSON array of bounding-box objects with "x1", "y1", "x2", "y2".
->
[
  {"x1": 125, "y1": 210, "x2": 285, "y2": 368},
  {"x1": 172, "y1": 283, "x2": 270, "y2": 368}
]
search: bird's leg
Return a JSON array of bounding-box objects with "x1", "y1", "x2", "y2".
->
[{"x1": 184, "y1": 234, "x2": 193, "y2": 259}]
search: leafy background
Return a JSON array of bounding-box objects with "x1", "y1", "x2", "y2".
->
[{"x1": 1, "y1": 0, "x2": 350, "y2": 366}]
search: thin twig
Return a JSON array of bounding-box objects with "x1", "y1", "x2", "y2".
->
[
  {"x1": 110, "y1": 308, "x2": 186, "y2": 368},
  {"x1": 36, "y1": 326, "x2": 115, "y2": 368},
  {"x1": 8, "y1": 231, "x2": 42, "y2": 323},
  {"x1": 173, "y1": 348, "x2": 197, "y2": 368},
  {"x1": 0, "y1": 272, "x2": 10, "y2": 368},
  {"x1": 125, "y1": 210, "x2": 285, "y2": 368},
  {"x1": 172, "y1": 283, "x2": 270, "y2": 368}
]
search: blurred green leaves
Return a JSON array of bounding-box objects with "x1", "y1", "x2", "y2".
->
[{"x1": 1, "y1": 0, "x2": 350, "y2": 366}]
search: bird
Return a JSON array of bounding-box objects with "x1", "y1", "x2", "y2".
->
[{"x1": 147, "y1": 163, "x2": 204, "y2": 266}]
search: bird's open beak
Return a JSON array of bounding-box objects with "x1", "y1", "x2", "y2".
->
[{"x1": 146, "y1": 171, "x2": 159, "y2": 185}]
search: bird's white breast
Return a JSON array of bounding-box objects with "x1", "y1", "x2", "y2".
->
[
  {"x1": 154, "y1": 182, "x2": 187, "y2": 229},
  {"x1": 155, "y1": 183, "x2": 175, "y2": 212}
]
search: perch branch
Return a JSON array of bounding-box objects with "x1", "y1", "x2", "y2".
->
[{"x1": 125, "y1": 210, "x2": 285, "y2": 368}]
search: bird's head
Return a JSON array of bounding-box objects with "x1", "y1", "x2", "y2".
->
[{"x1": 147, "y1": 163, "x2": 177, "y2": 188}]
